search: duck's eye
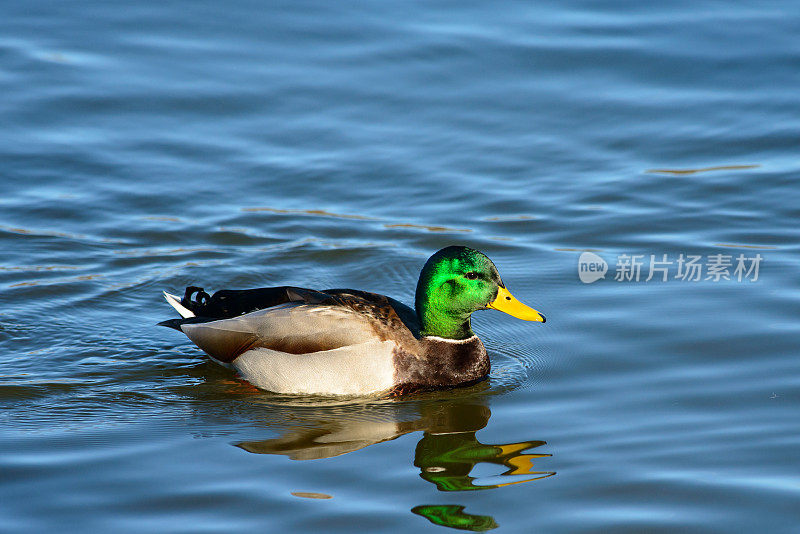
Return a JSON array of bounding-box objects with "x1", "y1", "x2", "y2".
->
[{"x1": 464, "y1": 272, "x2": 479, "y2": 280}]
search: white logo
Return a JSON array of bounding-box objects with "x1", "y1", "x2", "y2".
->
[{"x1": 578, "y1": 252, "x2": 608, "y2": 284}]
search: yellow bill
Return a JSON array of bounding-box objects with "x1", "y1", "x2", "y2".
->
[{"x1": 488, "y1": 286, "x2": 545, "y2": 322}]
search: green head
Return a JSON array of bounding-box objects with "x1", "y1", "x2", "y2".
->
[{"x1": 415, "y1": 246, "x2": 545, "y2": 339}]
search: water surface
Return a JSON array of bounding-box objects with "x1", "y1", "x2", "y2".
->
[{"x1": 1, "y1": 1, "x2": 799, "y2": 532}]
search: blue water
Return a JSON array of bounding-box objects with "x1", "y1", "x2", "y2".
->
[{"x1": 2, "y1": 1, "x2": 799, "y2": 532}]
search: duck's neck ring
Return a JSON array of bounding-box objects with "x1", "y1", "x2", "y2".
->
[{"x1": 420, "y1": 334, "x2": 479, "y2": 344}]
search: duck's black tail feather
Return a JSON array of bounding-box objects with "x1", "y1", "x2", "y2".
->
[
  {"x1": 158, "y1": 318, "x2": 186, "y2": 331},
  {"x1": 180, "y1": 286, "x2": 211, "y2": 314},
  {"x1": 157, "y1": 316, "x2": 218, "y2": 331},
  {"x1": 172, "y1": 285, "x2": 308, "y2": 320}
]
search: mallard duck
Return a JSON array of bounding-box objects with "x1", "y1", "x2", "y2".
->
[{"x1": 159, "y1": 246, "x2": 544, "y2": 396}]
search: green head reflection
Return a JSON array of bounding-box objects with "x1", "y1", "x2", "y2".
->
[
  {"x1": 412, "y1": 504, "x2": 498, "y2": 532},
  {"x1": 413, "y1": 402, "x2": 554, "y2": 491}
]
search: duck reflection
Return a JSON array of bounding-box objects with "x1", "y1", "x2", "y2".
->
[
  {"x1": 235, "y1": 392, "x2": 554, "y2": 532},
  {"x1": 411, "y1": 402, "x2": 553, "y2": 492},
  {"x1": 237, "y1": 397, "x2": 553, "y2": 490},
  {"x1": 412, "y1": 504, "x2": 498, "y2": 532}
]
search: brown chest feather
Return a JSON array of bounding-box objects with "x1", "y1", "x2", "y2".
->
[{"x1": 390, "y1": 337, "x2": 489, "y2": 395}]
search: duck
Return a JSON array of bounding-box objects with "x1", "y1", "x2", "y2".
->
[{"x1": 159, "y1": 245, "x2": 545, "y2": 396}]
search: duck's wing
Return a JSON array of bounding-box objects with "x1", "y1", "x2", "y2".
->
[
  {"x1": 173, "y1": 303, "x2": 382, "y2": 363},
  {"x1": 161, "y1": 287, "x2": 420, "y2": 364}
]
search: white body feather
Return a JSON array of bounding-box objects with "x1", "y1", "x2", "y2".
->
[{"x1": 233, "y1": 341, "x2": 396, "y2": 395}]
